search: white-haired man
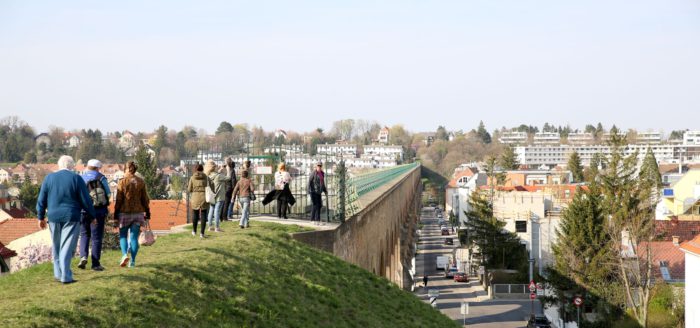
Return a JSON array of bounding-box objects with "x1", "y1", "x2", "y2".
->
[{"x1": 37, "y1": 155, "x2": 96, "y2": 284}]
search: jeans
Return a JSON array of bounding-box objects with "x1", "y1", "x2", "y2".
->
[
  {"x1": 79, "y1": 209, "x2": 107, "y2": 268},
  {"x1": 239, "y1": 197, "x2": 250, "y2": 227},
  {"x1": 192, "y1": 209, "x2": 208, "y2": 234},
  {"x1": 222, "y1": 189, "x2": 233, "y2": 219},
  {"x1": 49, "y1": 221, "x2": 81, "y2": 282},
  {"x1": 119, "y1": 224, "x2": 140, "y2": 264},
  {"x1": 207, "y1": 201, "x2": 224, "y2": 229},
  {"x1": 310, "y1": 193, "x2": 322, "y2": 222}
]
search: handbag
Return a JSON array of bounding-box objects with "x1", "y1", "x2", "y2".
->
[
  {"x1": 205, "y1": 180, "x2": 216, "y2": 204},
  {"x1": 139, "y1": 220, "x2": 156, "y2": 246},
  {"x1": 249, "y1": 184, "x2": 256, "y2": 201}
]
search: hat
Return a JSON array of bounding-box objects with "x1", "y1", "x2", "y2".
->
[
  {"x1": 87, "y1": 159, "x2": 102, "y2": 168},
  {"x1": 316, "y1": 162, "x2": 323, "y2": 166}
]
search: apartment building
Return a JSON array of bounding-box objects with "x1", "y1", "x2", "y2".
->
[
  {"x1": 499, "y1": 131, "x2": 528, "y2": 145},
  {"x1": 533, "y1": 132, "x2": 560, "y2": 145}
]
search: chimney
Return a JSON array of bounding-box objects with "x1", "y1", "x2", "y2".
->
[{"x1": 672, "y1": 236, "x2": 680, "y2": 246}]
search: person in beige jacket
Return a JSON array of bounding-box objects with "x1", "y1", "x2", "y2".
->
[{"x1": 188, "y1": 163, "x2": 211, "y2": 238}]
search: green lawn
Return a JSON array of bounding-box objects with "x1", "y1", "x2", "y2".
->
[{"x1": 0, "y1": 222, "x2": 457, "y2": 328}]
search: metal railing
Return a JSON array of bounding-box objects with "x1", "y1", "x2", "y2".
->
[{"x1": 340, "y1": 162, "x2": 419, "y2": 219}]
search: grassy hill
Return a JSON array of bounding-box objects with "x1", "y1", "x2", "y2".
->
[{"x1": 0, "y1": 221, "x2": 458, "y2": 328}]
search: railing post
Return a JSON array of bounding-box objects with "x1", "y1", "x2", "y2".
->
[{"x1": 337, "y1": 160, "x2": 346, "y2": 223}]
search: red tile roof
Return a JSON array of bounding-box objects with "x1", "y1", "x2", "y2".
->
[
  {"x1": 447, "y1": 168, "x2": 476, "y2": 188},
  {"x1": 0, "y1": 241, "x2": 17, "y2": 259},
  {"x1": 654, "y1": 220, "x2": 700, "y2": 242},
  {"x1": 109, "y1": 200, "x2": 187, "y2": 231},
  {"x1": 680, "y1": 235, "x2": 700, "y2": 256},
  {"x1": 638, "y1": 241, "x2": 686, "y2": 281},
  {"x1": 0, "y1": 218, "x2": 42, "y2": 245},
  {"x1": 1, "y1": 207, "x2": 30, "y2": 219}
]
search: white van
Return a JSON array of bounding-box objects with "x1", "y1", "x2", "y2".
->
[{"x1": 436, "y1": 256, "x2": 449, "y2": 270}]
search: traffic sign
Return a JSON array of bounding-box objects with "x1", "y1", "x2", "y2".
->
[
  {"x1": 461, "y1": 302, "x2": 469, "y2": 315},
  {"x1": 574, "y1": 296, "x2": 583, "y2": 307},
  {"x1": 530, "y1": 293, "x2": 536, "y2": 300},
  {"x1": 478, "y1": 266, "x2": 485, "y2": 275},
  {"x1": 529, "y1": 280, "x2": 536, "y2": 293},
  {"x1": 536, "y1": 283, "x2": 544, "y2": 296}
]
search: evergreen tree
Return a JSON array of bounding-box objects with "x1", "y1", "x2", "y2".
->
[
  {"x1": 216, "y1": 121, "x2": 234, "y2": 135},
  {"x1": 639, "y1": 147, "x2": 662, "y2": 206},
  {"x1": 134, "y1": 146, "x2": 167, "y2": 200},
  {"x1": 499, "y1": 146, "x2": 519, "y2": 170},
  {"x1": 476, "y1": 121, "x2": 491, "y2": 144},
  {"x1": 19, "y1": 172, "x2": 40, "y2": 216},
  {"x1": 567, "y1": 151, "x2": 584, "y2": 182},
  {"x1": 153, "y1": 125, "x2": 168, "y2": 156},
  {"x1": 549, "y1": 187, "x2": 621, "y2": 324},
  {"x1": 435, "y1": 126, "x2": 449, "y2": 141}
]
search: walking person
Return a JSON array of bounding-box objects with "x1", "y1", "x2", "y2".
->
[
  {"x1": 78, "y1": 159, "x2": 110, "y2": 271},
  {"x1": 36, "y1": 155, "x2": 96, "y2": 284},
  {"x1": 113, "y1": 161, "x2": 150, "y2": 268},
  {"x1": 188, "y1": 163, "x2": 211, "y2": 238},
  {"x1": 205, "y1": 160, "x2": 230, "y2": 232},
  {"x1": 262, "y1": 163, "x2": 295, "y2": 219},
  {"x1": 232, "y1": 170, "x2": 254, "y2": 229},
  {"x1": 221, "y1": 158, "x2": 236, "y2": 221},
  {"x1": 423, "y1": 274, "x2": 429, "y2": 288},
  {"x1": 308, "y1": 162, "x2": 327, "y2": 225}
]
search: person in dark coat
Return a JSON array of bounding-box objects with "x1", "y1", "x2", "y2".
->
[
  {"x1": 220, "y1": 157, "x2": 236, "y2": 221},
  {"x1": 308, "y1": 162, "x2": 327, "y2": 225}
]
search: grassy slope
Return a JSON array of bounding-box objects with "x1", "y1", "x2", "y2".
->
[{"x1": 0, "y1": 222, "x2": 458, "y2": 328}]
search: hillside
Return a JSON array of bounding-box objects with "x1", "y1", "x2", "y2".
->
[{"x1": 0, "y1": 222, "x2": 458, "y2": 328}]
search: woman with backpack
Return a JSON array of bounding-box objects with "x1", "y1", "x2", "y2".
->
[{"x1": 113, "y1": 161, "x2": 150, "y2": 268}]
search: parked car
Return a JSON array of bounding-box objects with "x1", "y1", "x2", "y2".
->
[
  {"x1": 437, "y1": 213, "x2": 443, "y2": 218},
  {"x1": 527, "y1": 315, "x2": 551, "y2": 328},
  {"x1": 444, "y1": 266, "x2": 458, "y2": 278},
  {"x1": 438, "y1": 219, "x2": 446, "y2": 226},
  {"x1": 441, "y1": 228, "x2": 450, "y2": 235},
  {"x1": 444, "y1": 238, "x2": 453, "y2": 245},
  {"x1": 454, "y1": 272, "x2": 468, "y2": 282}
]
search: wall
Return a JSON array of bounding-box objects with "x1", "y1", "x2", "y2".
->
[
  {"x1": 6, "y1": 229, "x2": 53, "y2": 272},
  {"x1": 292, "y1": 165, "x2": 422, "y2": 290},
  {"x1": 686, "y1": 253, "x2": 700, "y2": 327}
]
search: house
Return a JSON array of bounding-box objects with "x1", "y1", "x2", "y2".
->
[
  {"x1": 34, "y1": 133, "x2": 52, "y2": 149},
  {"x1": 486, "y1": 169, "x2": 573, "y2": 187},
  {"x1": 274, "y1": 129, "x2": 287, "y2": 140},
  {"x1": 445, "y1": 167, "x2": 487, "y2": 224},
  {"x1": 637, "y1": 240, "x2": 685, "y2": 283},
  {"x1": 377, "y1": 127, "x2": 390, "y2": 144},
  {"x1": 0, "y1": 217, "x2": 51, "y2": 272},
  {"x1": 0, "y1": 168, "x2": 11, "y2": 183},
  {"x1": 485, "y1": 184, "x2": 583, "y2": 275},
  {"x1": 120, "y1": 131, "x2": 136, "y2": 150},
  {"x1": 65, "y1": 134, "x2": 81, "y2": 148},
  {"x1": 656, "y1": 169, "x2": 700, "y2": 221},
  {"x1": 680, "y1": 235, "x2": 700, "y2": 327}
]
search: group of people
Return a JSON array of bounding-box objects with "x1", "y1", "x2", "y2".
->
[
  {"x1": 36, "y1": 155, "x2": 150, "y2": 284},
  {"x1": 35, "y1": 155, "x2": 328, "y2": 284}
]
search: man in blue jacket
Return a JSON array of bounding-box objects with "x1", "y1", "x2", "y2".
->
[
  {"x1": 77, "y1": 159, "x2": 110, "y2": 271},
  {"x1": 37, "y1": 155, "x2": 96, "y2": 284}
]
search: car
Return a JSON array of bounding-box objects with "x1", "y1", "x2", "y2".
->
[
  {"x1": 454, "y1": 272, "x2": 469, "y2": 282},
  {"x1": 527, "y1": 315, "x2": 552, "y2": 328},
  {"x1": 441, "y1": 228, "x2": 450, "y2": 235},
  {"x1": 444, "y1": 266, "x2": 458, "y2": 278},
  {"x1": 444, "y1": 238, "x2": 453, "y2": 245},
  {"x1": 438, "y1": 219, "x2": 446, "y2": 226},
  {"x1": 437, "y1": 213, "x2": 443, "y2": 218}
]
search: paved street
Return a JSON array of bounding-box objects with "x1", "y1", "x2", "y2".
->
[{"x1": 415, "y1": 207, "x2": 541, "y2": 328}]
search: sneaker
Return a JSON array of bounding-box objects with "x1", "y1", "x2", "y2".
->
[
  {"x1": 120, "y1": 255, "x2": 130, "y2": 267},
  {"x1": 78, "y1": 257, "x2": 88, "y2": 269},
  {"x1": 209, "y1": 227, "x2": 214, "y2": 232},
  {"x1": 92, "y1": 266, "x2": 105, "y2": 271},
  {"x1": 128, "y1": 261, "x2": 135, "y2": 268},
  {"x1": 215, "y1": 228, "x2": 222, "y2": 233},
  {"x1": 200, "y1": 234, "x2": 205, "y2": 239},
  {"x1": 239, "y1": 225, "x2": 244, "y2": 229},
  {"x1": 192, "y1": 231, "x2": 196, "y2": 237}
]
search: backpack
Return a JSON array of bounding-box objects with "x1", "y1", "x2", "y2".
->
[{"x1": 88, "y1": 175, "x2": 109, "y2": 207}]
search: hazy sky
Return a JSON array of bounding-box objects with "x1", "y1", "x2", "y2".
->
[{"x1": 1, "y1": 0, "x2": 699, "y2": 135}]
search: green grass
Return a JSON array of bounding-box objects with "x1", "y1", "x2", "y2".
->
[{"x1": 0, "y1": 222, "x2": 457, "y2": 328}]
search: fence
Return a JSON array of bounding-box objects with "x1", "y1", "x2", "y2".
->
[{"x1": 492, "y1": 284, "x2": 530, "y2": 299}]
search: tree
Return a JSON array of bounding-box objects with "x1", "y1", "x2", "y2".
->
[
  {"x1": 499, "y1": 146, "x2": 519, "y2": 170},
  {"x1": 215, "y1": 121, "x2": 234, "y2": 135},
  {"x1": 134, "y1": 146, "x2": 167, "y2": 200},
  {"x1": 19, "y1": 172, "x2": 40, "y2": 216},
  {"x1": 169, "y1": 173, "x2": 185, "y2": 200},
  {"x1": 567, "y1": 151, "x2": 584, "y2": 182},
  {"x1": 436, "y1": 126, "x2": 449, "y2": 141},
  {"x1": 153, "y1": 125, "x2": 168, "y2": 156},
  {"x1": 639, "y1": 147, "x2": 661, "y2": 204},
  {"x1": 668, "y1": 130, "x2": 685, "y2": 140},
  {"x1": 476, "y1": 121, "x2": 491, "y2": 144},
  {"x1": 549, "y1": 186, "x2": 622, "y2": 324},
  {"x1": 330, "y1": 119, "x2": 356, "y2": 141}
]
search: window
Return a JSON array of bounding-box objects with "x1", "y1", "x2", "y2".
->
[
  {"x1": 659, "y1": 261, "x2": 671, "y2": 281},
  {"x1": 515, "y1": 221, "x2": 527, "y2": 233}
]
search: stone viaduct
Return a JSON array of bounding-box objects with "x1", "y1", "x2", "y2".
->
[{"x1": 292, "y1": 164, "x2": 422, "y2": 290}]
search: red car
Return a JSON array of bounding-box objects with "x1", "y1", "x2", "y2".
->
[
  {"x1": 441, "y1": 228, "x2": 450, "y2": 235},
  {"x1": 454, "y1": 272, "x2": 469, "y2": 282}
]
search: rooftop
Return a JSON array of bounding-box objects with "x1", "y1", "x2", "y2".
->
[{"x1": 0, "y1": 218, "x2": 42, "y2": 245}]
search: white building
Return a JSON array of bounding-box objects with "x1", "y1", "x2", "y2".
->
[
  {"x1": 316, "y1": 144, "x2": 358, "y2": 156},
  {"x1": 681, "y1": 235, "x2": 700, "y2": 327},
  {"x1": 684, "y1": 131, "x2": 700, "y2": 145},
  {"x1": 119, "y1": 131, "x2": 136, "y2": 150},
  {"x1": 515, "y1": 144, "x2": 699, "y2": 168},
  {"x1": 566, "y1": 132, "x2": 594, "y2": 145},
  {"x1": 499, "y1": 131, "x2": 528, "y2": 145},
  {"x1": 637, "y1": 131, "x2": 662, "y2": 144},
  {"x1": 378, "y1": 127, "x2": 390, "y2": 144},
  {"x1": 445, "y1": 169, "x2": 487, "y2": 224},
  {"x1": 0, "y1": 169, "x2": 10, "y2": 183},
  {"x1": 67, "y1": 135, "x2": 81, "y2": 148},
  {"x1": 363, "y1": 145, "x2": 404, "y2": 162},
  {"x1": 533, "y1": 132, "x2": 560, "y2": 145}
]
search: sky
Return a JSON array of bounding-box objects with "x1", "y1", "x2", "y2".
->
[{"x1": 1, "y1": 0, "x2": 699, "y2": 135}]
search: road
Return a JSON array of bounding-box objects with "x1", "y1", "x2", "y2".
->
[{"x1": 414, "y1": 207, "x2": 542, "y2": 328}]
